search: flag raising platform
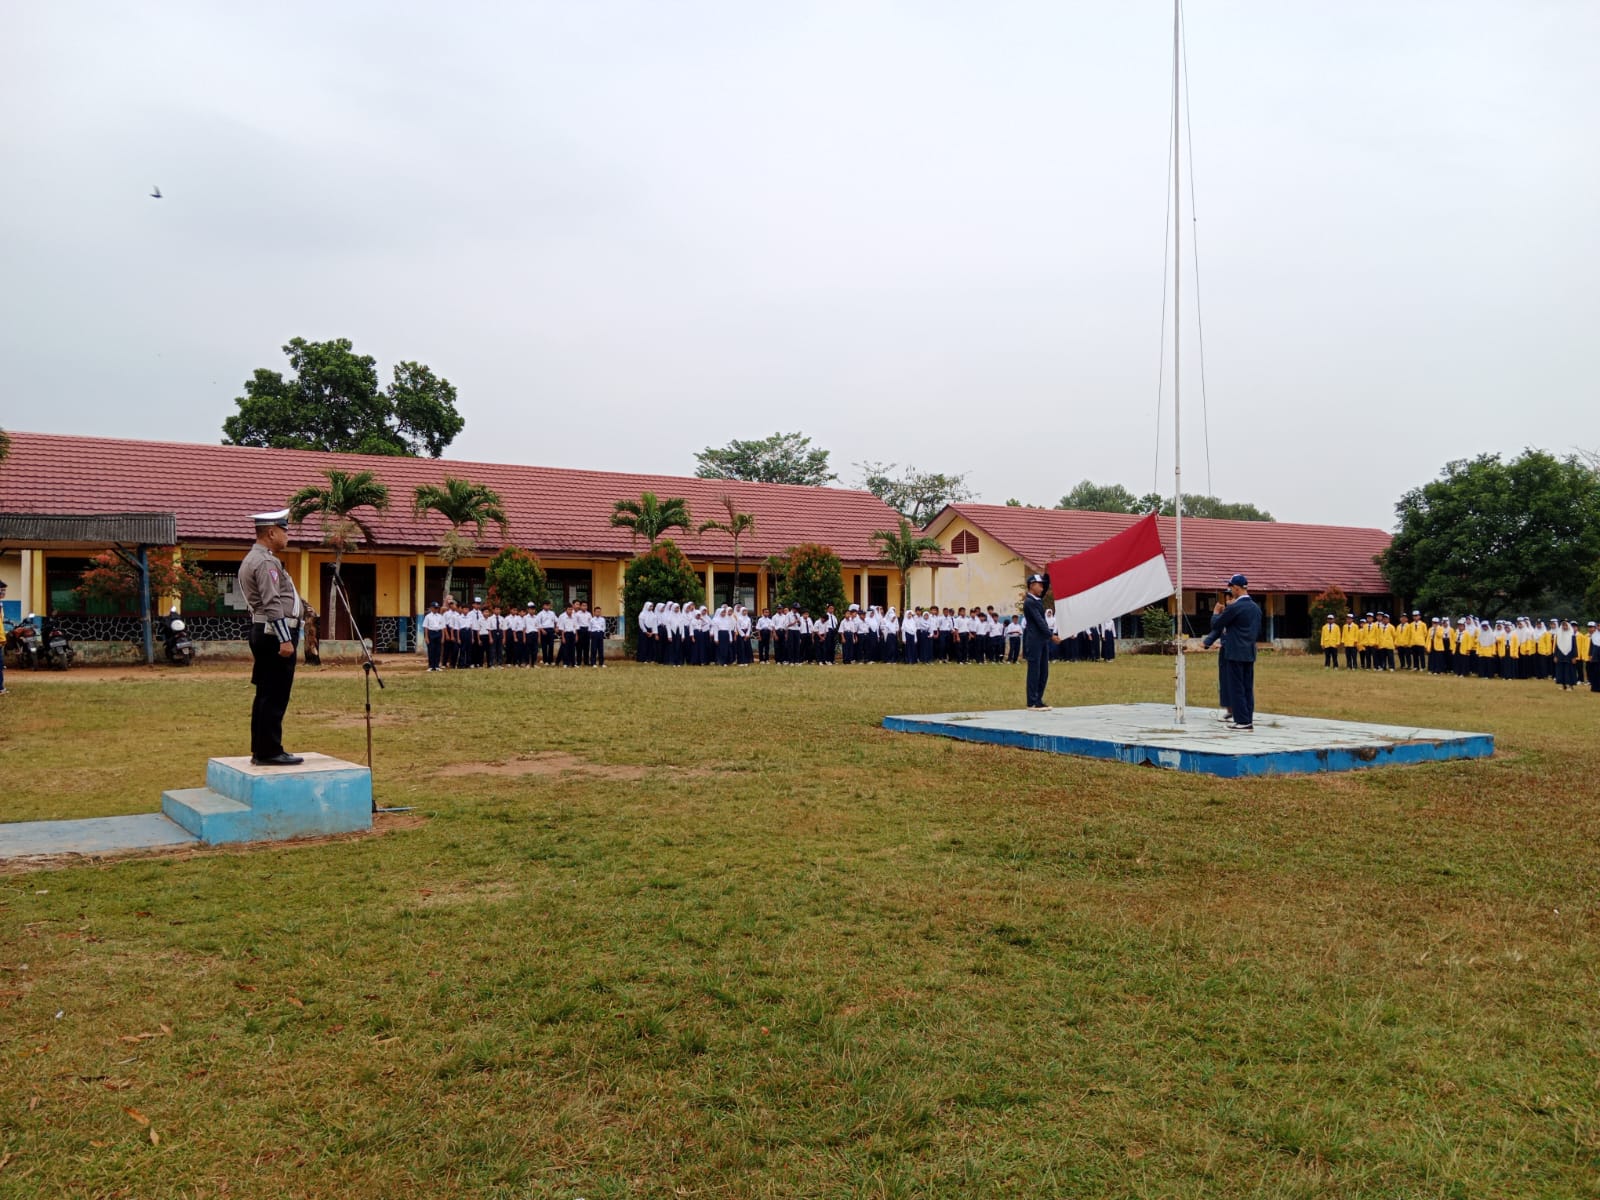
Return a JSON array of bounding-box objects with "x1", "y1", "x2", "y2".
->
[{"x1": 883, "y1": 703, "x2": 1492, "y2": 778}]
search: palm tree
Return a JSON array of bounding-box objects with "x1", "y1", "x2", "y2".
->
[
  {"x1": 412, "y1": 476, "x2": 511, "y2": 602},
  {"x1": 697, "y1": 494, "x2": 757, "y2": 607},
  {"x1": 288, "y1": 468, "x2": 391, "y2": 636},
  {"x1": 872, "y1": 516, "x2": 944, "y2": 613},
  {"x1": 610, "y1": 491, "x2": 692, "y2": 548}
]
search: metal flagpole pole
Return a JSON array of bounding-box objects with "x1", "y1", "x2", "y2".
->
[{"x1": 1172, "y1": 0, "x2": 1187, "y2": 726}]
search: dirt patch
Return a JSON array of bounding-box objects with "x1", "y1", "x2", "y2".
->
[
  {"x1": 410, "y1": 880, "x2": 518, "y2": 908},
  {"x1": 430, "y1": 752, "x2": 722, "y2": 783},
  {"x1": 433, "y1": 752, "x2": 651, "y2": 781},
  {"x1": 0, "y1": 811, "x2": 427, "y2": 876}
]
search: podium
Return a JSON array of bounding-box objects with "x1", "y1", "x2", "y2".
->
[{"x1": 162, "y1": 754, "x2": 372, "y2": 845}]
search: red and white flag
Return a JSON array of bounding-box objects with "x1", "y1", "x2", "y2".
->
[{"x1": 1045, "y1": 513, "x2": 1173, "y2": 637}]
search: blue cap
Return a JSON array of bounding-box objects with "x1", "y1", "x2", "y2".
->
[{"x1": 1229, "y1": 573, "x2": 1248, "y2": 587}]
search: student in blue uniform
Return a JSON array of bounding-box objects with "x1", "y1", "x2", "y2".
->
[
  {"x1": 1021, "y1": 573, "x2": 1060, "y2": 709},
  {"x1": 1203, "y1": 573, "x2": 1263, "y2": 731}
]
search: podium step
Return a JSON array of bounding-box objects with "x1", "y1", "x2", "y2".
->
[
  {"x1": 159, "y1": 755, "x2": 374, "y2": 846},
  {"x1": 161, "y1": 787, "x2": 253, "y2": 844}
]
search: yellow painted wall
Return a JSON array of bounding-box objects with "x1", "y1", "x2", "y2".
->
[{"x1": 908, "y1": 515, "x2": 1025, "y2": 614}]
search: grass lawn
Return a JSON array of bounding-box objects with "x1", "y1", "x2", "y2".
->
[{"x1": 1, "y1": 654, "x2": 1596, "y2": 1198}]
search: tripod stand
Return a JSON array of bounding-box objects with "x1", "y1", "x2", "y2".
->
[{"x1": 327, "y1": 566, "x2": 409, "y2": 815}]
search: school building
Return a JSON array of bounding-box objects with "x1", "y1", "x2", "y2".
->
[
  {"x1": 0, "y1": 432, "x2": 954, "y2": 654},
  {"x1": 915, "y1": 503, "x2": 1395, "y2": 641}
]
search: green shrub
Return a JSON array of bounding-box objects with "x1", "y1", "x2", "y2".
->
[
  {"x1": 772, "y1": 542, "x2": 846, "y2": 618},
  {"x1": 623, "y1": 539, "x2": 704, "y2": 653},
  {"x1": 483, "y1": 546, "x2": 547, "y2": 611}
]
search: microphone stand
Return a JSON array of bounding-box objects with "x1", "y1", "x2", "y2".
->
[{"x1": 328, "y1": 565, "x2": 410, "y2": 815}]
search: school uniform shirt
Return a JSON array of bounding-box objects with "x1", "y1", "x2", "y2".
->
[{"x1": 422, "y1": 611, "x2": 447, "y2": 635}]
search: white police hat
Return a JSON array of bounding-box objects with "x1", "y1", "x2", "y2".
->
[{"x1": 252, "y1": 508, "x2": 290, "y2": 528}]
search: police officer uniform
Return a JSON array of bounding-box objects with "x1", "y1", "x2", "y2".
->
[{"x1": 238, "y1": 509, "x2": 304, "y2": 765}]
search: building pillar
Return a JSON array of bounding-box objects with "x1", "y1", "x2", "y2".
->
[
  {"x1": 757, "y1": 565, "x2": 767, "y2": 611},
  {"x1": 704, "y1": 563, "x2": 714, "y2": 607},
  {"x1": 298, "y1": 550, "x2": 312, "y2": 604},
  {"x1": 20, "y1": 548, "x2": 36, "y2": 615},
  {"x1": 858, "y1": 566, "x2": 869, "y2": 607},
  {"x1": 614, "y1": 560, "x2": 626, "y2": 635},
  {"x1": 414, "y1": 554, "x2": 427, "y2": 614},
  {"x1": 929, "y1": 565, "x2": 937, "y2": 607}
]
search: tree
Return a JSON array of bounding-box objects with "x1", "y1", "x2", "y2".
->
[
  {"x1": 221, "y1": 337, "x2": 464, "y2": 457},
  {"x1": 1057, "y1": 480, "x2": 1142, "y2": 513},
  {"x1": 0, "y1": 426, "x2": 9, "y2": 463},
  {"x1": 697, "y1": 495, "x2": 757, "y2": 605},
  {"x1": 76, "y1": 547, "x2": 219, "y2": 610},
  {"x1": 772, "y1": 543, "x2": 847, "y2": 617},
  {"x1": 413, "y1": 476, "x2": 510, "y2": 602},
  {"x1": 1179, "y1": 495, "x2": 1275, "y2": 522},
  {"x1": 1381, "y1": 450, "x2": 1600, "y2": 617},
  {"x1": 288, "y1": 468, "x2": 391, "y2": 628},
  {"x1": 622, "y1": 539, "x2": 704, "y2": 654},
  {"x1": 610, "y1": 492, "x2": 692, "y2": 547},
  {"x1": 871, "y1": 517, "x2": 943, "y2": 612},
  {"x1": 695, "y1": 432, "x2": 836, "y2": 486},
  {"x1": 858, "y1": 462, "x2": 974, "y2": 526},
  {"x1": 1139, "y1": 604, "x2": 1176, "y2": 651},
  {"x1": 1306, "y1": 586, "x2": 1349, "y2": 654},
  {"x1": 1058, "y1": 481, "x2": 1274, "y2": 521},
  {"x1": 484, "y1": 546, "x2": 547, "y2": 611}
]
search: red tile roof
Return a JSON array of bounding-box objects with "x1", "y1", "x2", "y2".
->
[
  {"x1": 0, "y1": 432, "x2": 953, "y2": 565},
  {"x1": 930, "y1": 503, "x2": 1392, "y2": 595}
]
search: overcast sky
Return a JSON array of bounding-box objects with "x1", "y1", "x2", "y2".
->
[{"x1": 3, "y1": 2, "x2": 1595, "y2": 530}]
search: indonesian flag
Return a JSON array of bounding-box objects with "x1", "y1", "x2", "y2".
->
[{"x1": 1045, "y1": 513, "x2": 1174, "y2": 637}]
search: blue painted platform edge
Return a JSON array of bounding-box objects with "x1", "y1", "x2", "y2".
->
[{"x1": 882, "y1": 716, "x2": 1494, "y2": 778}]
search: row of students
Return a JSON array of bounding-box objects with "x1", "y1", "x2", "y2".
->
[
  {"x1": 419, "y1": 596, "x2": 609, "y2": 670},
  {"x1": 635, "y1": 602, "x2": 1119, "y2": 666},
  {"x1": 1319, "y1": 612, "x2": 1597, "y2": 688}
]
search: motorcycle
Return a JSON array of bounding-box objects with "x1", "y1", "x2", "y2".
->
[
  {"x1": 40, "y1": 616, "x2": 74, "y2": 670},
  {"x1": 161, "y1": 613, "x2": 195, "y2": 666},
  {"x1": 6, "y1": 615, "x2": 42, "y2": 670}
]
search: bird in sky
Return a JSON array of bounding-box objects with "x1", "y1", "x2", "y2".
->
[{"x1": 150, "y1": 186, "x2": 162, "y2": 199}]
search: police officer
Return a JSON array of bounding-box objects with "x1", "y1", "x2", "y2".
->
[
  {"x1": 1021, "y1": 573, "x2": 1059, "y2": 710},
  {"x1": 238, "y1": 509, "x2": 304, "y2": 765}
]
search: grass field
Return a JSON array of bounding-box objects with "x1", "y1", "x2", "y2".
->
[{"x1": 1, "y1": 654, "x2": 1596, "y2": 1198}]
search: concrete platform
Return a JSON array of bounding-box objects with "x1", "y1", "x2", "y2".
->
[
  {"x1": 1, "y1": 753, "x2": 374, "y2": 864},
  {"x1": 163, "y1": 753, "x2": 372, "y2": 844},
  {"x1": 883, "y1": 702, "x2": 1493, "y2": 777},
  {"x1": 0, "y1": 813, "x2": 198, "y2": 860}
]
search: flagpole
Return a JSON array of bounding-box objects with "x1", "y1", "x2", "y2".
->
[{"x1": 1172, "y1": 0, "x2": 1186, "y2": 726}]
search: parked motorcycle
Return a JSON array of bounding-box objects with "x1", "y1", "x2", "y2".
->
[
  {"x1": 6, "y1": 615, "x2": 42, "y2": 670},
  {"x1": 40, "y1": 615, "x2": 74, "y2": 670},
  {"x1": 161, "y1": 611, "x2": 195, "y2": 666}
]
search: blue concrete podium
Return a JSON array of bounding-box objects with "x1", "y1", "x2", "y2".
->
[{"x1": 162, "y1": 754, "x2": 372, "y2": 845}]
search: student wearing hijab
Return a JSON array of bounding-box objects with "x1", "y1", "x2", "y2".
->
[{"x1": 1553, "y1": 620, "x2": 1578, "y2": 690}]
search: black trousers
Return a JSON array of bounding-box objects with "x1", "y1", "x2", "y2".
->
[
  {"x1": 1225, "y1": 657, "x2": 1255, "y2": 726},
  {"x1": 250, "y1": 628, "x2": 297, "y2": 759},
  {"x1": 1024, "y1": 640, "x2": 1050, "y2": 707}
]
